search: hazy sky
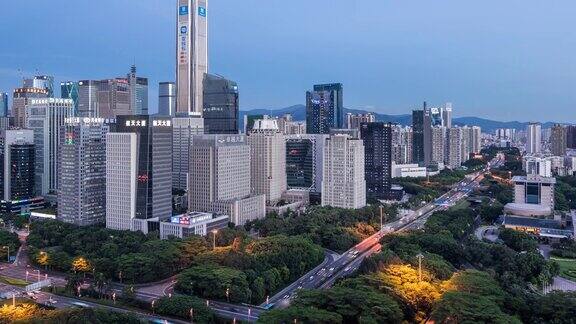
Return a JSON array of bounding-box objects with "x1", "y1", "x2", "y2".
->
[{"x1": 1, "y1": 0, "x2": 575, "y2": 121}]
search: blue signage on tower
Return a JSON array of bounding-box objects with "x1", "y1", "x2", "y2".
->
[
  {"x1": 179, "y1": 6, "x2": 189, "y2": 15},
  {"x1": 198, "y1": 6, "x2": 207, "y2": 17}
]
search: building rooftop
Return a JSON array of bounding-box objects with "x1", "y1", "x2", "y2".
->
[{"x1": 512, "y1": 175, "x2": 556, "y2": 184}]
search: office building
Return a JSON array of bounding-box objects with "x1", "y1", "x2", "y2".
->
[
  {"x1": 523, "y1": 156, "x2": 553, "y2": 178},
  {"x1": 391, "y1": 163, "x2": 427, "y2": 178},
  {"x1": 158, "y1": 82, "x2": 176, "y2": 116},
  {"x1": 24, "y1": 76, "x2": 54, "y2": 97},
  {"x1": 551, "y1": 124, "x2": 567, "y2": 156},
  {"x1": 567, "y1": 126, "x2": 576, "y2": 149},
  {"x1": 12, "y1": 87, "x2": 49, "y2": 128},
  {"x1": 0, "y1": 118, "x2": 9, "y2": 132},
  {"x1": 26, "y1": 98, "x2": 74, "y2": 196},
  {"x1": 412, "y1": 110, "x2": 425, "y2": 164},
  {"x1": 159, "y1": 212, "x2": 229, "y2": 239},
  {"x1": 176, "y1": 0, "x2": 208, "y2": 115},
  {"x1": 431, "y1": 126, "x2": 446, "y2": 165},
  {"x1": 1, "y1": 129, "x2": 35, "y2": 202},
  {"x1": 188, "y1": 134, "x2": 265, "y2": 225},
  {"x1": 172, "y1": 115, "x2": 204, "y2": 190},
  {"x1": 76, "y1": 78, "x2": 132, "y2": 118},
  {"x1": 57, "y1": 118, "x2": 112, "y2": 226},
  {"x1": 322, "y1": 129, "x2": 366, "y2": 209},
  {"x1": 506, "y1": 175, "x2": 556, "y2": 216},
  {"x1": 247, "y1": 119, "x2": 287, "y2": 205},
  {"x1": 526, "y1": 122, "x2": 542, "y2": 154},
  {"x1": 112, "y1": 116, "x2": 173, "y2": 230},
  {"x1": 360, "y1": 122, "x2": 394, "y2": 200},
  {"x1": 60, "y1": 82, "x2": 79, "y2": 114},
  {"x1": 346, "y1": 113, "x2": 375, "y2": 129},
  {"x1": 203, "y1": 74, "x2": 239, "y2": 134},
  {"x1": 0, "y1": 93, "x2": 8, "y2": 117},
  {"x1": 286, "y1": 134, "x2": 327, "y2": 195},
  {"x1": 306, "y1": 83, "x2": 344, "y2": 134},
  {"x1": 446, "y1": 127, "x2": 463, "y2": 169},
  {"x1": 106, "y1": 133, "x2": 138, "y2": 230},
  {"x1": 127, "y1": 65, "x2": 149, "y2": 115},
  {"x1": 442, "y1": 103, "x2": 452, "y2": 128}
]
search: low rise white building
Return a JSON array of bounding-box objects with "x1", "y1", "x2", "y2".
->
[{"x1": 159, "y1": 212, "x2": 229, "y2": 239}]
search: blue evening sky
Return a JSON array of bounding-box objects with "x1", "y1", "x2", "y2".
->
[{"x1": 1, "y1": 0, "x2": 575, "y2": 121}]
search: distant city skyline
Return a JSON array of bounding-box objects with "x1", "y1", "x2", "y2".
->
[{"x1": 1, "y1": 0, "x2": 575, "y2": 121}]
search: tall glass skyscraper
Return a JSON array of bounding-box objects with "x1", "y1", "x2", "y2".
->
[
  {"x1": 61, "y1": 81, "x2": 79, "y2": 114},
  {"x1": 412, "y1": 110, "x2": 425, "y2": 164},
  {"x1": 158, "y1": 82, "x2": 176, "y2": 116},
  {"x1": 0, "y1": 93, "x2": 8, "y2": 117},
  {"x1": 203, "y1": 74, "x2": 239, "y2": 134},
  {"x1": 306, "y1": 83, "x2": 344, "y2": 134},
  {"x1": 360, "y1": 122, "x2": 394, "y2": 199}
]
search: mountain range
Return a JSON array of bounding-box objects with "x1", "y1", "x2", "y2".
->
[{"x1": 240, "y1": 105, "x2": 559, "y2": 132}]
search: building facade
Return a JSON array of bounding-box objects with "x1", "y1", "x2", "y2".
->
[
  {"x1": 60, "y1": 82, "x2": 79, "y2": 114},
  {"x1": 158, "y1": 82, "x2": 177, "y2": 116},
  {"x1": 447, "y1": 127, "x2": 463, "y2": 169},
  {"x1": 12, "y1": 87, "x2": 49, "y2": 128},
  {"x1": 203, "y1": 74, "x2": 239, "y2": 134},
  {"x1": 0, "y1": 93, "x2": 8, "y2": 117},
  {"x1": 172, "y1": 115, "x2": 204, "y2": 190},
  {"x1": 57, "y1": 118, "x2": 111, "y2": 226},
  {"x1": 127, "y1": 65, "x2": 149, "y2": 115},
  {"x1": 346, "y1": 113, "x2": 375, "y2": 129},
  {"x1": 286, "y1": 134, "x2": 327, "y2": 195},
  {"x1": 176, "y1": 0, "x2": 208, "y2": 115},
  {"x1": 550, "y1": 124, "x2": 567, "y2": 156},
  {"x1": 412, "y1": 110, "x2": 425, "y2": 164},
  {"x1": 248, "y1": 119, "x2": 287, "y2": 205},
  {"x1": 26, "y1": 98, "x2": 74, "y2": 196},
  {"x1": 322, "y1": 129, "x2": 366, "y2": 209},
  {"x1": 360, "y1": 122, "x2": 393, "y2": 199},
  {"x1": 1, "y1": 129, "x2": 35, "y2": 202},
  {"x1": 306, "y1": 83, "x2": 344, "y2": 134},
  {"x1": 526, "y1": 122, "x2": 542, "y2": 154}
]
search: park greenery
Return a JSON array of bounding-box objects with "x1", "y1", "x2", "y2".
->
[
  {"x1": 246, "y1": 204, "x2": 397, "y2": 253},
  {"x1": 261, "y1": 199, "x2": 570, "y2": 324},
  {"x1": 0, "y1": 231, "x2": 20, "y2": 262}
]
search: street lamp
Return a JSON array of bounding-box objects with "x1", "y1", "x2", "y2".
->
[
  {"x1": 190, "y1": 308, "x2": 194, "y2": 323},
  {"x1": 211, "y1": 230, "x2": 218, "y2": 250},
  {"x1": 416, "y1": 253, "x2": 425, "y2": 282},
  {"x1": 151, "y1": 300, "x2": 155, "y2": 314},
  {"x1": 112, "y1": 292, "x2": 116, "y2": 304},
  {"x1": 225, "y1": 287, "x2": 230, "y2": 302}
]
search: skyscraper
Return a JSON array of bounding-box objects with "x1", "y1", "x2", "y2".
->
[
  {"x1": 442, "y1": 102, "x2": 452, "y2": 128},
  {"x1": 286, "y1": 134, "x2": 327, "y2": 195},
  {"x1": 172, "y1": 115, "x2": 204, "y2": 190},
  {"x1": 26, "y1": 98, "x2": 74, "y2": 196},
  {"x1": 306, "y1": 83, "x2": 344, "y2": 134},
  {"x1": 158, "y1": 82, "x2": 176, "y2": 116},
  {"x1": 550, "y1": 124, "x2": 567, "y2": 156},
  {"x1": 112, "y1": 116, "x2": 173, "y2": 229},
  {"x1": 24, "y1": 76, "x2": 54, "y2": 97},
  {"x1": 247, "y1": 119, "x2": 287, "y2": 205},
  {"x1": 1, "y1": 129, "x2": 35, "y2": 202},
  {"x1": 127, "y1": 65, "x2": 149, "y2": 115},
  {"x1": 188, "y1": 134, "x2": 265, "y2": 225},
  {"x1": 12, "y1": 86, "x2": 49, "y2": 128},
  {"x1": 346, "y1": 113, "x2": 375, "y2": 129},
  {"x1": 77, "y1": 79, "x2": 131, "y2": 118},
  {"x1": 526, "y1": 122, "x2": 542, "y2": 155},
  {"x1": 567, "y1": 125, "x2": 576, "y2": 150},
  {"x1": 360, "y1": 122, "x2": 393, "y2": 200},
  {"x1": 447, "y1": 127, "x2": 463, "y2": 169},
  {"x1": 431, "y1": 126, "x2": 446, "y2": 165},
  {"x1": 60, "y1": 82, "x2": 79, "y2": 114},
  {"x1": 176, "y1": 0, "x2": 208, "y2": 115},
  {"x1": 412, "y1": 110, "x2": 425, "y2": 164},
  {"x1": 57, "y1": 117, "x2": 111, "y2": 226},
  {"x1": 0, "y1": 93, "x2": 8, "y2": 117},
  {"x1": 203, "y1": 74, "x2": 239, "y2": 134},
  {"x1": 322, "y1": 129, "x2": 366, "y2": 209}
]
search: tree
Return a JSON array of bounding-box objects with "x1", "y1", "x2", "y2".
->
[
  {"x1": 71, "y1": 257, "x2": 91, "y2": 274},
  {"x1": 499, "y1": 228, "x2": 538, "y2": 253},
  {"x1": 258, "y1": 306, "x2": 343, "y2": 324},
  {"x1": 432, "y1": 291, "x2": 522, "y2": 324},
  {"x1": 176, "y1": 264, "x2": 251, "y2": 303},
  {"x1": 154, "y1": 295, "x2": 215, "y2": 323},
  {"x1": 443, "y1": 270, "x2": 505, "y2": 305}
]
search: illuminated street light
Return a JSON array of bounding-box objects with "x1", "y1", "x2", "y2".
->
[
  {"x1": 416, "y1": 253, "x2": 425, "y2": 282},
  {"x1": 211, "y1": 230, "x2": 218, "y2": 250}
]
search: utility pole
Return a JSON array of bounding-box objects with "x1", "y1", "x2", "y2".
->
[{"x1": 416, "y1": 253, "x2": 424, "y2": 282}]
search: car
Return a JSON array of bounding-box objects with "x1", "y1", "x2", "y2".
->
[
  {"x1": 297, "y1": 285, "x2": 303, "y2": 290},
  {"x1": 344, "y1": 266, "x2": 351, "y2": 271},
  {"x1": 26, "y1": 292, "x2": 35, "y2": 297},
  {"x1": 283, "y1": 294, "x2": 290, "y2": 299},
  {"x1": 47, "y1": 298, "x2": 57, "y2": 304},
  {"x1": 329, "y1": 267, "x2": 334, "y2": 272},
  {"x1": 71, "y1": 302, "x2": 91, "y2": 308},
  {"x1": 309, "y1": 276, "x2": 314, "y2": 281}
]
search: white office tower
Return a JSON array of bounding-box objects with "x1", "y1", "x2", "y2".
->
[
  {"x1": 431, "y1": 126, "x2": 446, "y2": 165},
  {"x1": 322, "y1": 129, "x2": 366, "y2": 209},
  {"x1": 447, "y1": 127, "x2": 463, "y2": 169},
  {"x1": 248, "y1": 119, "x2": 287, "y2": 205},
  {"x1": 189, "y1": 135, "x2": 265, "y2": 225},
  {"x1": 172, "y1": 115, "x2": 204, "y2": 190},
  {"x1": 26, "y1": 98, "x2": 74, "y2": 196},
  {"x1": 523, "y1": 156, "x2": 553, "y2": 178},
  {"x1": 176, "y1": 0, "x2": 208, "y2": 115},
  {"x1": 442, "y1": 103, "x2": 453, "y2": 128},
  {"x1": 526, "y1": 122, "x2": 542, "y2": 154},
  {"x1": 57, "y1": 118, "x2": 111, "y2": 226},
  {"x1": 106, "y1": 133, "x2": 138, "y2": 230}
]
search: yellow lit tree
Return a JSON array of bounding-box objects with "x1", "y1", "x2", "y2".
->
[
  {"x1": 0, "y1": 303, "x2": 42, "y2": 322},
  {"x1": 72, "y1": 257, "x2": 91, "y2": 274},
  {"x1": 37, "y1": 251, "x2": 49, "y2": 268}
]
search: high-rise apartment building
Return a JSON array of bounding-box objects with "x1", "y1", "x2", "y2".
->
[
  {"x1": 127, "y1": 65, "x2": 149, "y2": 115},
  {"x1": 158, "y1": 82, "x2": 176, "y2": 116},
  {"x1": 392, "y1": 125, "x2": 413, "y2": 164},
  {"x1": 188, "y1": 134, "x2": 265, "y2": 225},
  {"x1": 26, "y1": 98, "x2": 74, "y2": 196},
  {"x1": 60, "y1": 82, "x2": 79, "y2": 114},
  {"x1": 322, "y1": 129, "x2": 366, "y2": 209},
  {"x1": 0, "y1": 93, "x2": 8, "y2": 117},
  {"x1": 203, "y1": 74, "x2": 239, "y2": 134},
  {"x1": 172, "y1": 115, "x2": 204, "y2": 190},
  {"x1": 412, "y1": 110, "x2": 425, "y2": 164},
  {"x1": 360, "y1": 122, "x2": 393, "y2": 200},
  {"x1": 526, "y1": 122, "x2": 542, "y2": 154},
  {"x1": 111, "y1": 116, "x2": 173, "y2": 230},
  {"x1": 286, "y1": 134, "x2": 327, "y2": 194},
  {"x1": 306, "y1": 83, "x2": 344, "y2": 134},
  {"x1": 57, "y1": 118, "x2": 111, "y2": 226},
  {"x1": 567, "y1": 126, "x2": 576, "y2": 150},
  {"x1": 447, "y1": 127, "x2": 463, "y2": 169},
  {"x1": 346, "y1": 113, "x2": 375, "y2": 129},
  {"x1": 1, "y1": 129, "x2": 35, "y2": 202},
  {"x1": 176, "y1": 0, "x2": 208, "y2": 115},
  {"x1": 248, "y1": 119, "x2": 286, "y2": 205},
  {"x1": 550, "y1": 124, "x2": 567, "y2": 156},
  {"x1": 431, "y1": 126, "x2": 446, "y2": 165},
  {"x1": 470, "y1": 126, "x2": 482, "y2": 154}
]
